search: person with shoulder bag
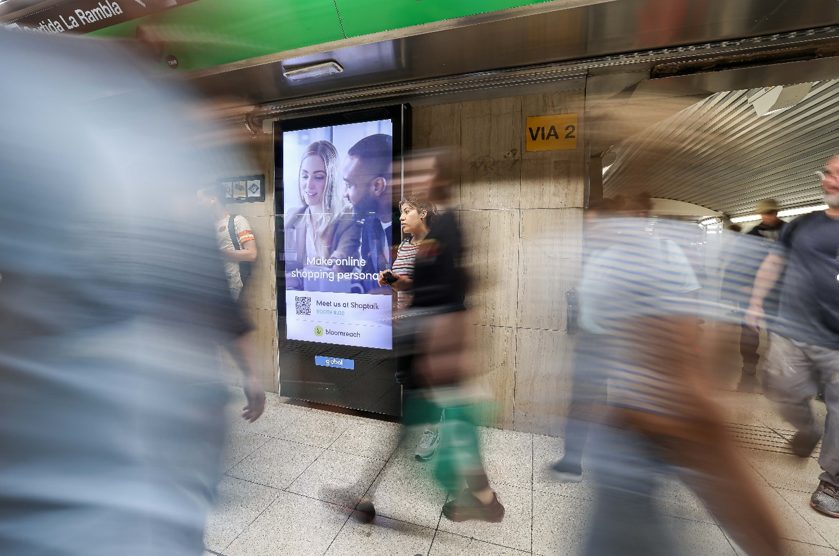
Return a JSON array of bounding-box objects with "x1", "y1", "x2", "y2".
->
[{"x1": 198, "y1": 184, "x2": 258, "y2": 303}]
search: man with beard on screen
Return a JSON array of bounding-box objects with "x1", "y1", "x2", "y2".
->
[{"x1": 343, "y1": 134, "x2": 394, "y2": 293}]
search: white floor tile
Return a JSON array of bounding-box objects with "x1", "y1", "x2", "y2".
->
[
  {"x1": 430, "y1": 531, "x2": 530, "y2": 555},
  {"x1": 532, "y1": 434, "x2": 594, "y2": 499},
  {"x1": 755, "y1": 486, "x2": 832, "y2": 545},
  {"x1": 209, "y1": 385, "x2": 834, "y2": 555},
  {"x1": 275, "y1": 409, "x2": 357, "y2": 448},
  {"x1": 326, "y1": 514, "x2": 435, "y2": 556},
  {"x1": 227, "y1": 438, "x2": 323, "y2": 489},
  {"x1": 363, "y1": 451, "x2": 448, "y2": 529},
  {"x1": 204, "y1": 476, "x2": 279, "y2": 553},
  {"x1": 654, "y1": 478, "x2": 715, "y2": 524},
  {"x1": 777, "y1": 541, "x2": 839, "y2": 556},
  {"x1": 728, "y1": 535, "x2": 837, "y2": 556},
  {"x1": 532, "y1": 490, "x2": 592, "y2": 556},
  {"x1": 479, "y1": 427, "x2": 533, "y2": 489},
  {"x1": 222, "y1": 432, "x2": 270, "y2": 472},
  {"x1": 774, "y1": 487, "x2": 838, "y2": 549},
  {"x1": 665, "y1": 517, "x2": 736, "y2": 556},
  {"x1": 288, "y1": 449, "x2": 387, "y2": 508},
  {"x1": 743, "y1": 449, "x2": 824, "y2": 493},
  {"x1": 328, "y1": 418, "x2": 401, "y2": 461},
  {"x1": 230, "y1": 396, "x2": 308, "y2": 439},
  {"x1": 224, "y1": 491, "x2": 350, "y2": 556}
]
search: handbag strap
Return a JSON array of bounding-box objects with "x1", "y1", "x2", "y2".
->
[{"x1": 227, "y1": 215, "x2": 242, "y2": 250}]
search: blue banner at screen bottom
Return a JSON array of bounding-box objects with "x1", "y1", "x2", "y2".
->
[{"x1": 315, "y1": 356, "x2": 356, "y2": 371}]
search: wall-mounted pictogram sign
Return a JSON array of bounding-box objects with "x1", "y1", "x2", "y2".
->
[{"x1": 222, "y1": 175, "x2": 265, "y2": 203}]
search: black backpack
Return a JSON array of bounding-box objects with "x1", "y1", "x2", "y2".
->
[{"x1": 227, "y1": 215, "x2": 253, "y2": 286}]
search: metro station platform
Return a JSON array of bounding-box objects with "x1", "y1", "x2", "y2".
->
[{"x1": 203, "y1": 390, "x2": 833, "y2": 555}]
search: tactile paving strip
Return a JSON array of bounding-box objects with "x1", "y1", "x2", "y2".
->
[{"x1": 726, "y1": 422, "x2": 821, "y2": 457}]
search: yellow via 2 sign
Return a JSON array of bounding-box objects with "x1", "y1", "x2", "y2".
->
[{"x1": 525, "y1": 114, "x2": 578, "y2": 152}]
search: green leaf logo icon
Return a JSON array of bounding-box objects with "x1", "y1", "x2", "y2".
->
[{"x1": 314, "y1": 325, "x2": 325, "y2": 337}]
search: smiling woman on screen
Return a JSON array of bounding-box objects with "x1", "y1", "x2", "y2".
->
[{"x1": 285, "y1": 140, "x2": 359, "y2": 290}]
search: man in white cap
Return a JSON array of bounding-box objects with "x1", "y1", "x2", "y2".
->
[{"x1": 748, "y1": 198, "x2": 786, "y2": 240}]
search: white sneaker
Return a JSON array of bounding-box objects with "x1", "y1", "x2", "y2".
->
[{"x1": 415, "y1": 427, "x2": 439, "y2": 461}]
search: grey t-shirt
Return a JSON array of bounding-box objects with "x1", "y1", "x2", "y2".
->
[{"x1": 578, "y1": 218, "x2": 701, "y2": 415}]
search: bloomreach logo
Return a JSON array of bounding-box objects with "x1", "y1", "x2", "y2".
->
[{"x1": 314, "y1": 325, "x2": 325, "y2": 337}]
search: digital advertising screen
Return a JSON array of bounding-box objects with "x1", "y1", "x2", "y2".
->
[
  {"x1": 275, "y1": 105, "x2": 409, "y2": 417},
  {"x1": 282, "y1": 118, "x2": 394, "y2": 350}
]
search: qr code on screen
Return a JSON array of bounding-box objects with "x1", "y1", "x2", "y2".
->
[{"x1": 295, "y1": 296, "x2": 312, "y2": 316}]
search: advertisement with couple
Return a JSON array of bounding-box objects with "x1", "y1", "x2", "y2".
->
[{"x1": 283, "y1": 119, "x2": 394, "y2": 350}]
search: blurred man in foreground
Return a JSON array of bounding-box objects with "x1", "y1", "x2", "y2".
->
[
  {"x1": 574, "y1": 199, "x2": 782, "y2": 555},
  {"x1": 747, "y1": 154, "x2": 839, "y2": 517},
  {"x1": 0, "y1": 28, "x2": 262, "y2": 555}
]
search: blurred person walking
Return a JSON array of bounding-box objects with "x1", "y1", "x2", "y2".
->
[
  {"x1": 0, "y1": 29, "x2": 262, "y2": 556},
  {"x1": 734, "y1": 199, "x2": 785, "y2": 390},
  {"x1": 337, "y1": 154, "x2": 504, "y2": 524},
  {"x1": 550, "y1": 197, "x2": 623, "y2": 482},
  {"x1": 336, "y1": 152, "x2": 505, "y2": 522},
  {"x1": 746, "y1": 154, "x2": 839, "y2": 518},
  {"x1": 407, "y1": 150, "x2": 504, "y2": 522},
  {"x1": 575, "y1": 201, "x2": 781, "y2": 555},
  {"x1": 379, "y1": 197, "x2": 444, "y2": 461},
  {"x1": 748, "y1": 199, "x2": 786, "y2": 241},
  {"x1": 197, "y1": 184, "x2": 266, "y2": 413},
  {"x1": 198, "y1": 184, "x2": 258, "y2": 303}
]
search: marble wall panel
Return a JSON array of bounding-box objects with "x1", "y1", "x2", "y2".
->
[
  {"x1": 470, "y1": 325, "x2": 516, "y2": 429},
  {"x1": 410, "y1": 105, "x2": 433, "y2": 150},
  {"x1": 461, "y1": 156, "x2": 522, "y2": 211},
  {"x1": 219, "y1": 306, "x2": 278, "y2": 393},
  {"x1": 219, "y1": 134, "x2": 275, "y2": 219},
  {"x1": 251, "y1": 307, "x2": 279, "y2": 391},
  {"x1": 517, "y1": 209, "x2": 584, "y2": 332},
  {"x1": 512, "y1": 328, "x2": 575, "y2": 436},
  {"x1": 410, "y1": 103, "x2": 462, "y2": 207},
  {"x1": 461, "y1": 97, "x2": 523, "y2": 210},
  {"x1": 518, "y1": 89, "x2": 586, "y2": 210},
  {"x1": 520, "y1": 156, "x2": 585, "y2": 209},
  {"x1": 462, "y1": 97, "x2": 522, "y2": 209},
  {"x1": 460, "y1": 208, "x2": 520, "y2": 328},
  {"x1": 410, "y1": 86, "x2": 587, "y2": 431},
  {"x1": 209, "y1": 132, "x2": 279, "y2": 391}
]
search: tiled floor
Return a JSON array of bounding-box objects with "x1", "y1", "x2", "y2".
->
[{"x1": 204, "y1": 390, "x2": 835, "y2": 555}]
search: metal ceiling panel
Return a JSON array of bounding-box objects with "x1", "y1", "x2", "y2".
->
[
  {"x1": 603, "y1": 79, "x2": 839, "y2": 216},
  {"x1": 183, "y1": 0, "x2": 839, "y2": 105}
]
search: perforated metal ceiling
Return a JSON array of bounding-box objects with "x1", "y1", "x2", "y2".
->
[{"x1": 604, "y1": 79, "x2": 839, "y2": 217}]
